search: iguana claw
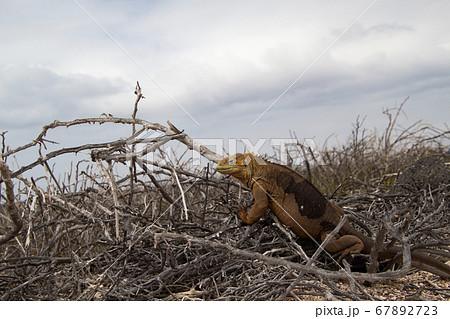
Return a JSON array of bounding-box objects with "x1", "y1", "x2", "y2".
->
[{"x1": 216, "y1": 153, "x2": 450, "y2": 278}]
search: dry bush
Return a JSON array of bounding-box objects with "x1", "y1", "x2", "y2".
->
[
  {"x1": 291, "y1": 98, "x2": 449, "y2": 196},
  {"x1": 1, "y1": 93, "x2": 449, "y2": 300}
]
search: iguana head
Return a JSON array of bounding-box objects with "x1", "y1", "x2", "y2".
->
[{"x1": 216, "y1": 153, "x2": 265, "y2": 181}]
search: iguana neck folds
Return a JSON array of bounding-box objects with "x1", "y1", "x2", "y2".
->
[{"x1": 216, "y1": 153, "x2": 450, "y2": 277}]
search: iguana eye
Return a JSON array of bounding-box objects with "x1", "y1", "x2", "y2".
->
[{"x1": 243, "y1": 156, "x2": 252, "y2": 166}]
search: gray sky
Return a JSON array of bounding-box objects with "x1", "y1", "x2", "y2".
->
[{"x1": 1, "y1": 0, "x2": 449, "y2": 162}]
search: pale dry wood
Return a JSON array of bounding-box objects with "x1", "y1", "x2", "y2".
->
[
  {"x1": 0, "y1": 97, "x2": 448, "y2": 300},
  {"x1": 97, "y1": 160, "x2": 121, "y2": 240},
  {"x1": 0, "y1": 159, "x2": 23, "y2": 245},
  {"x1": 154, "y1": 230, "x2": 415, "y2": 282}
]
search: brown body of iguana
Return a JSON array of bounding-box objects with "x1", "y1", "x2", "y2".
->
[{"x1": 216, "y1": 153, "x2": 450, "y2": 278}]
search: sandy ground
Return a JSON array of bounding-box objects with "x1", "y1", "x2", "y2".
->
[{"x1": 293, "y1": 270, "x2": 450, "y2": 301}]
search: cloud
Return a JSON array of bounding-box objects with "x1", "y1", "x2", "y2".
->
[
  {"x1": 0, "y1": 65, "x2": 127, "y2": 129},
  {"x1": 1, "y1": 0, "x2": 449, "y2": 156},
  {"x1": 117, "y1": 1, "x2": 450, "y2": 126}
]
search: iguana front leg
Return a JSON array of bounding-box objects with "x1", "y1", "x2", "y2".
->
[
  {"x1": 236, "y1": 184, "x2": 269, "y2": 224},
  {"x1": 320, "y1": 231, "x2": 364, "y2": 262}
]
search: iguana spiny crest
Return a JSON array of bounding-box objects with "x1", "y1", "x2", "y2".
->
[{"x1": 215, "y1": 153, "x2": 450, "y2": 277}]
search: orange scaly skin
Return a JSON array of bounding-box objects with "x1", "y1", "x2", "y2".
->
[{"x1": 216, "y1": 153, "x2": 450, "y2": 277}]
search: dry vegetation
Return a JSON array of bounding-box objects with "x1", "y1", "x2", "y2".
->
[{"x1": 1, "y1": 92, "x2": 449, "y2": 300}]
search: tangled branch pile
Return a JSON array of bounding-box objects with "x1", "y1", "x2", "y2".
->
[{"x1": 1, "y1": 96, "x2": 449, "y2": 300}]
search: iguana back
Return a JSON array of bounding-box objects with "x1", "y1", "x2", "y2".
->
[{"x1": 216, "y1": 153, "x2": 450, "y2": 277}]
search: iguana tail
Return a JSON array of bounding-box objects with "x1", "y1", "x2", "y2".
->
[
  {"x1": 379, "y1": 246, "x2": 450, "y2": 278},
  {"x1": 352, "y1": 231, "x2": 450, "y2": 278}
]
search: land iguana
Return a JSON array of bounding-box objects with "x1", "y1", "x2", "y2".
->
[{"x1": 216, "y1": 153, "x2": 450, "y2": 277}]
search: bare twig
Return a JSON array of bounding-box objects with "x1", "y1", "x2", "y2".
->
[
  {"x1": 0, "y1": 159, "x2": 23, "y2": 245},
  {"x1": 0, "y1": 97, "x2": 448, "y2": 301},
  {"x1": 154, "y1": 230, "x2": 415, "y2": 281},
  {"x1": 279, "y1": 216, "x2": 351, "y2": 299},
  {"x1": 97, "y1": 160, "x2": 121, "y2": 240},
  {"x1": 172, "y1": 169, "x2": 188, "y2": 220}
]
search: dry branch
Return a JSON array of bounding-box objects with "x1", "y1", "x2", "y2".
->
[
  {"x1": 153, "y1": 230, "x2": 415, "y2": 282},
  {"x1": 0, "y1": 97, "x2": 448, "y2": 300},
  {"x1": 0, "y1": 159, "x2": 23, "y2": 245},
  {"x1": 279, "y1": 215, "x2": 351, "y2": 299},
  {"x1": 97, "y1": 160, "x2": 121, "y2": 240}
]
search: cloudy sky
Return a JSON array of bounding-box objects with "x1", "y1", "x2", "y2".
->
[{"x1": 1, "y1": 0, "x2": 449, "y2": 163}]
